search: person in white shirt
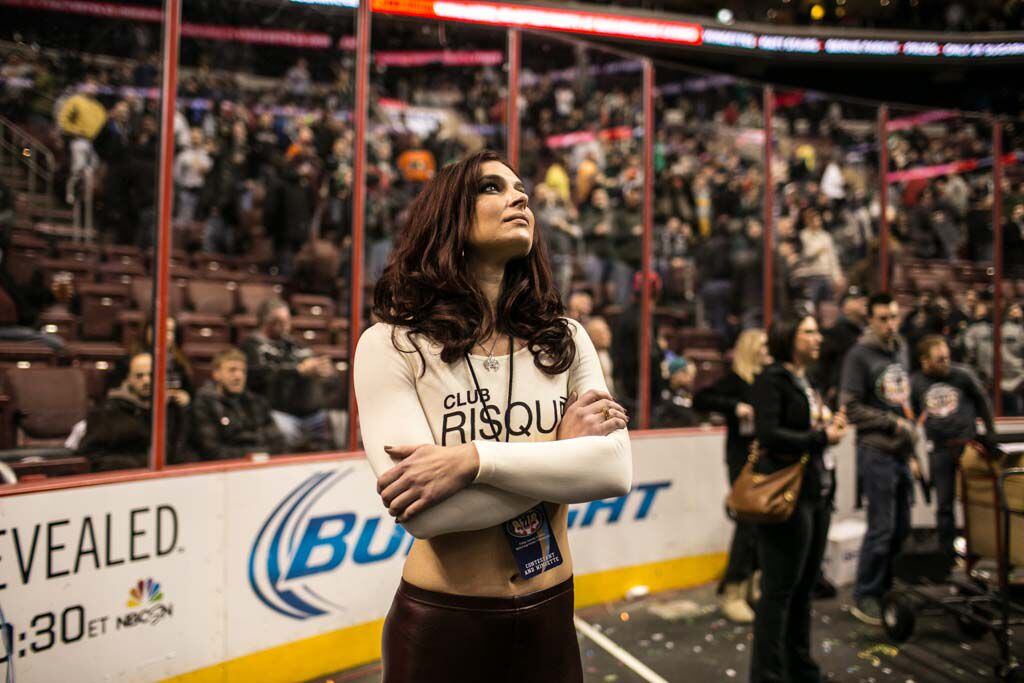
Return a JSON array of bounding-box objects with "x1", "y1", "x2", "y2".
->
[
  {"x1": 173, "y1": 127, "x2": 212, "y2": 222},
  {"x1": 354, "y1": 150, "x2": 632, "y2": 683}
]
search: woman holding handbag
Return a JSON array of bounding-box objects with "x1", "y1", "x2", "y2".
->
[
  {"x1": 694, "y1": 329, "x2": 771, "y2": 623},
  {"x1": 749, "y1": 314, "x2": 847, "y2": 683}
]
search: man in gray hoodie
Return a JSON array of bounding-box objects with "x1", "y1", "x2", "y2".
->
[{"x1": 840, "y1": 293, "x2": 917, "y2": 626}]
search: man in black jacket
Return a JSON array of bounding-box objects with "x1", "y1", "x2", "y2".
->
[
  {"x1": 911, "y1": 335, "x2": 996, "y2": 561},
  {"x1": 78, "y1": 352, "x2": 191, "y2": 471},
  {"x1": 192, "y1": 348, "x2": 285, "y2": 460},
  {"x1": 840, "y1": 293, "x2": 916, "y2": 626},
  {"x1": 815, "y1": 286, "x2": 868, "y2": 407}
]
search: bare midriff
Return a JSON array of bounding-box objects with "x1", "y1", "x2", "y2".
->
[{"x1": 401, "y1": 503, "x2": 573, "y2": 597}]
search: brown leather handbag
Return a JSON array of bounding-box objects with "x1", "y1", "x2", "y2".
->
[{"x1": 727, "y1": 440, "x2": 808, "y2": 524}]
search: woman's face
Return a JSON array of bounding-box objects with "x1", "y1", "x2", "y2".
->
[
  {"x1": 757, "y1": 334, "x2": 772, "y2": 367},
  {"x1": 793, "y1": 317, "x2": 822, "y2": 364},
  {"x1": 467, "y1": 161, "x2": 534, "y2": 262}
]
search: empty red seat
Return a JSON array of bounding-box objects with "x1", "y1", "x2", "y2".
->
[
  {"x1": 188, "y1": 279, "x2": 237, "y2": 316},
  {"x1": 38, "y1": 306, "x2": 77, "y2": 340},
  {"x1": 128, "y1": 277, "x2": 186, "y2": 314},
  {"x1": 238, "y1": 282, "x2": 283, "y2": 315},
  {"x1": 330, "y1": 317, "x2": 349, "y2": 347},
  {"x1": 291, "y1": 317, "x2": 330, "y2": 346},
  {"x1": 0, "y1": 286, "x2": 16, "y2": 326},
  {"x1": 678, "y1": 327, "x2": 723, "y2": 351},
  {"x1": 40, "y1": 257, "x2": 96, "y2": 286},
  {"x1": 97, "y1": 260, "x2": 146, "y2": 286},
  {"x1": 291, "y1": 294, "x2": 336, "y2": 318},
  {"x1": 66, "y1": 342, "x2": 127, "y2": 404},
  {"x1": 55, "y1": 242, "x2": 100, "y2": 263},
  {"x1": 104, "y1": 244, "x2": 144, "y2": 268},
  {"x1": 78, "y1": 282, "x2": 130, "y2": 340},
  {"x1": 177, "y1": 312, "x2": 231, "y2": 345},
  {"x1": 0, "y1": 342, "x2": 58, "y2": 376},
  {"x1": 6, "y1": 239, "x2": 48, "y2": 287},
  {"x1": 3, "y1": 367, "x2": 88, "y2": 447}
]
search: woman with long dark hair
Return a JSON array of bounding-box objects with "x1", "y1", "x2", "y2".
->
[
  {"x1": 750, "y1": 314, "x2": 847, "y2": 683},
  {"x1": 353, "y1": 150, "x2": 632, "y2": 682},
  {"x1": 694, "y1": 328, "x2": 771, "y2": 623}
]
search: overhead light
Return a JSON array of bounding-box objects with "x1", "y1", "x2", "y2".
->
[
  {"x1": 810, "y1": 4, "x2": 825, "y2": 20},
  {"x1": 716, "y1": 8, "x2": 734, "y2": 24},
  {"x1": 836, "y1": 6, "x2": 846, "y2": 17}
]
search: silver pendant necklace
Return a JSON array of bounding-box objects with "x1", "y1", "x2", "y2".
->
[{"x1": 481, "y1": 335, "x2": 502, "y2": 372}]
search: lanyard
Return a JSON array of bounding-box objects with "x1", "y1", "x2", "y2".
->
[{"x1": 464, "y1": 334, "x2": 515, "y2": 443}]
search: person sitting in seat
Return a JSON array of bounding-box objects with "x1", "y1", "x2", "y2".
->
[
  {"x1": 192, "y1": 348, "x2": 285, "y2": 460},
  {"x1": 77, "y1": 351, "x2": 192, "y2": 471},
  {"x1": 241, "y1": 297, "x2": 334, "y2": 452}
]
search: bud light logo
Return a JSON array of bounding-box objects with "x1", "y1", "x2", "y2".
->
[
  {"x1": 251, "y1": 470, "x2": 360, "y2": 620},
  {"x1": 249, "y1": 469, "x2": 672, "y2": 620}
]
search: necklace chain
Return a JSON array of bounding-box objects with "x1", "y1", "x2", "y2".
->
[
  {"x1": 483, "y1": 335, "x2": 501, "y2": 357},
  {"x1": 481, "y1": 334, "x2": 502, "y2": 372}
]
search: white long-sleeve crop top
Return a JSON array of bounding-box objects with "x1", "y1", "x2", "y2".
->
[{"x1": 353, "y1": 317, "x2": 632, "y2": 539}]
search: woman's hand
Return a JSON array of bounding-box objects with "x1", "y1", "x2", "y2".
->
[
  {"x1": 556, "y1": 389, "x2": 628, "y2": 440},
  {"x1": 735, "y1": 403, "x2": 754, "y2": 420},
  {"x1": 825, "y1": 409, "x2": 848, "y2": 445},
  {"x1": 377, "y1": 443, "x2": 480, "y2": 523}
]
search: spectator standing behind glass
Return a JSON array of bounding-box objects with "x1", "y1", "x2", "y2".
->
[
  {"x1": 534, "y1": 183, "x2": 580, "y2": 299},
  {"x1": 566, "y1": 290, "x2": 593, "y2": 325},
  {"x1": 814, "y1": 287, "x2": 868, "y2": 408},
  {"x1": 791, "y1": 207, "x2": 843, "y2": 309},
  {"x1": 840, "y1": 293, "x2": 916, "y2": 626},
  {"x1": 584, "y1": 316, "x2": 616, "y2": 396},
  {"x1": 1001, "y1": 303, "x2": 1024, "y2": 416},
  {"x1": 173, "y1": 127, "x2": 213, "y2": 223},
  {"x1": 694, "y1": 329, "x2": 772, "y2": 624},
  {"x1": 750, "y1": 316, "x2": 847, "y2": 683},
  {"x1": 192, "y1": 348, "x2": 285, "y2": 460},
  {"x1": 578, "y1": 186, "x2": 616, "y2": 300},
  {"x1": 911, "y1": 336, "x2": 996, "y2": 563},
  {"x1": 242, "y1": 297, "x2": 333, "y2": 452},
  {"x1": 652, "y1": 357, "x2": 699, "y2": 428},
  {"x1": 78, "y1": 352, "x2": 193, "y2": 471}
]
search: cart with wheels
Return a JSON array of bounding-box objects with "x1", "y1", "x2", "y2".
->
[{"x1": 879, "y1": 438, "x2": 1024, "y2": 682}]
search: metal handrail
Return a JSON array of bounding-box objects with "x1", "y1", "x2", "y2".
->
[{"x1": 0, "y1": 112, "x2": 56, "y2": 200}]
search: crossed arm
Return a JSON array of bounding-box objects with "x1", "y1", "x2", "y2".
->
[{"x1": 353, "y1": 321, "x2": 633, "y2": 539}]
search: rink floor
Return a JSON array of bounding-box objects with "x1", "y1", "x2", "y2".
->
[{"x1": 313, "y1": 581, "x2": 1018, "y2": 683}]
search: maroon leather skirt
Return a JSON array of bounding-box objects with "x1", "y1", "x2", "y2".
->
[{"x1": 381, "y1": 576, "x2": 583, "y2": 683}]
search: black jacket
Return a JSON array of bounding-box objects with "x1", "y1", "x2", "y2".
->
[
  {"x1": 241, "y1": 333, "x2": 324, "y2": 417},
  {"x1": 192, "y1": 382, "x2": 286, "y2": 460},
  {"x1": 78, "y1": 385, "x2": 192, "y2": 471},
  {"x1": 694, "y1": 370, "x2": 755, "y2": 480},
  {"x1": 752, "y1": 363, "x2": 832, "y2": 501},
  {"x1": 815, "y1": 315, "x2": 863, "y2": 407}
]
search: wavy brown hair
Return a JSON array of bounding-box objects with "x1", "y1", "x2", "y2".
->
[{"x1": 373, "y1": 150, "x2": 574, "y2": 376}]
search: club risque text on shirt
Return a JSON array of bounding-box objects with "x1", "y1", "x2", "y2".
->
[{"x1": 441, "y1": 389, "x2": 568, "y2": 444}]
